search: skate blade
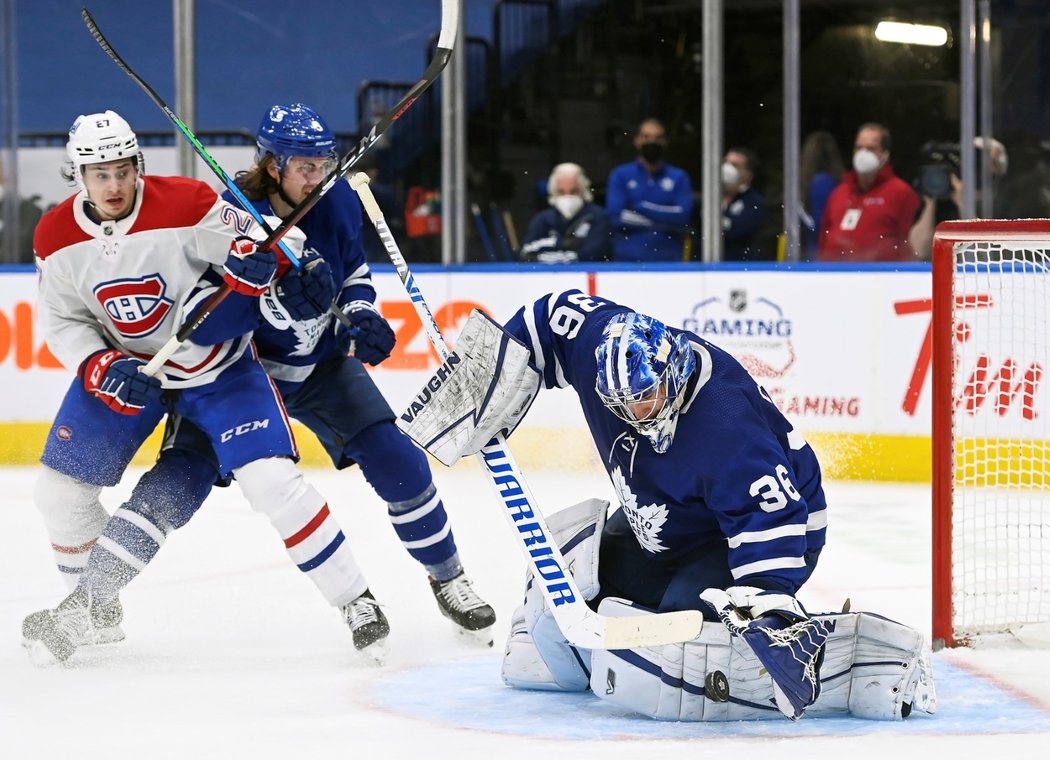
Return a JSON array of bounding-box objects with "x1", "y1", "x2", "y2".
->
[
  {"x1": 357, "y1": 638, "x2": 389, "y2": 666},
  {"x1": 454, "y1": 623, "x2": 494, "y2": 648},
  {"x1": 81, "y1": 625, "x2": 126, "y2": 647},
  {"x1": 23, "y1": 639, "x2": 64, "y2": 667}
]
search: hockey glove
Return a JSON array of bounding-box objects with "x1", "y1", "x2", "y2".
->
[
  {"x1": 700, "y1": 586, "x2": 829, "y2": 721},
  {"x1": 223, "y1": 236, "x2": 278, "y2": 296},
  {"x1": 336, "y1": 301, "x2": 395, "y2": 366},
  {"x1": 79, "y1": 349, "x2": 163, "y2": 416},
  {"x1": 273, "y1": 249, "x2": 337, "y2": 321}
]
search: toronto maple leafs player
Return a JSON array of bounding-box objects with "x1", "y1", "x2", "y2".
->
[
  {"x1": 398, "y1": 289, "x2": 935, "y2": 721},
  {"x1": 23, "y1": 110, "x2": 385, "y2": 664},
  {"x1": 43, "y1": 104, "x2": 495, "y2": 659}
]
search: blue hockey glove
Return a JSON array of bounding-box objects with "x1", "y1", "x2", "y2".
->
[
  {"x1": 700, "y1": 586, "x2": 829, "y2": 720},
  {"x1": 79, "y1": 348, "x2": 163, "y2": 416},
  {"x1": 223, "y1": 236, "x2": 277, "y2": 296},
  {"x1": 336, "y1": 301, "x2": 395, "y2": 366},
  {"x1": 274, "y1": 249, "x2": 337, "y2": 321}
]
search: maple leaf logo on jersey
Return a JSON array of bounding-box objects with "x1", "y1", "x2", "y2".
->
[
  {"x1": 610, "y1": 466, "x2": 668, "y2": 554},
  {"x1": 93, "y1": 275, "x2": 174, "y2": 338}
]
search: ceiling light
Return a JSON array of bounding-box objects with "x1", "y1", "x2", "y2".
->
[{"x1": 875, "y1": 21, "x2": 949, "y2": 47}]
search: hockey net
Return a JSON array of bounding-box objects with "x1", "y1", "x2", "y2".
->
[{"x1": 932, "y1": 220, "x2": 1050, "y2": 648}]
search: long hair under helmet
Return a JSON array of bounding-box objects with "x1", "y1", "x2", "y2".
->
[
  {"x1": 255, "y1": 103, "x2": 337, "y2": 171},
  {"x1": 594, "y1": 312, "x2": 696, "y2": 453}
]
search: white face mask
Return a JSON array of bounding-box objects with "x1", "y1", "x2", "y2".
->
[
  {"x1": 852, "y1": 148, "x2": 882, "y2": 175},
  {"x1": 721, "y1": 162, "x2": 740, "y2": 189},
  {"x1": 552, "y1": 194, "x2": 584, "y2": 219}
]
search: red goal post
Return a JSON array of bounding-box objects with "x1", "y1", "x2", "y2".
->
[{"x1": 932, "y1": 219, "x2": 1050, "y2": 648}]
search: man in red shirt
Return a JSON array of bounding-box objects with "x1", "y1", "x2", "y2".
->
[{"x1": 817, "y1": 123, "x2": 920, "y2": 262}]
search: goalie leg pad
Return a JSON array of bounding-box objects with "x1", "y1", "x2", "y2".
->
[
  {"x1": 501, "y1": 498, "x2": 609, "y2": 691},
  {"x1": 396, "y1": 309, "x2": 541, "y2": 466},
  {"x1": 588, "y1": 606, "x2": 935, "y2": 722},
  {"x1": 812, "y1": 612, "x2": 936, "y2": 720},
  {"x1": 589, "y1": 597, "x2": 779, "y2": 721}
]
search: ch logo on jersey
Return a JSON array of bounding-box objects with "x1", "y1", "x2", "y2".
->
[{"x1": 94, "y1": 275, "x2": 174, "y2": 338}]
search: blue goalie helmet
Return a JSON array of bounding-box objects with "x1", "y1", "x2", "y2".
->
[
  {"x1": 594, "y1": 312, "x2": 696, "y2": 453},
  {"x1": 255, "y1": 103, "x2": 337, "y2": 168}
]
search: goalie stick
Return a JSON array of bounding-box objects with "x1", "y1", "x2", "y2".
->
[
  {"x1": 81, "y1": 1, "x2": 457, "y2": 374},
  {"x1": 350, "y1": 172, "x2": 705, "y2": 650}
]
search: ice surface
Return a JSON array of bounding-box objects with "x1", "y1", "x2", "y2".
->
[{"x1": 2, "y1": 465, "x2": 1048, "y2": 759}]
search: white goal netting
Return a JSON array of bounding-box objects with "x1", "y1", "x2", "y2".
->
[{"x1": 946, "y1": 240, "x2": 1050, "y2": 643}]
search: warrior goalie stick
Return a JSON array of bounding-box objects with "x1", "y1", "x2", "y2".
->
[
  {"x1": 81, "y1": 1, "x2": 457, "y2": 374},
  {"x1": 350, "y1": 173, "x2": 705, "y2": 650}
]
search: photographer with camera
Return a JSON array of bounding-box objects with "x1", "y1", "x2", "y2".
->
[
  {"x1": 817, "y1": 123, "x2": 920, "y2": 262},
  {"x1": 907, "y1": 137, "x2": 1008, "y2": 261}
]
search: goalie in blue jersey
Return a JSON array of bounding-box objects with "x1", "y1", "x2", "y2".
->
[{"x1": 398, "y1": 289, "x2": 935, "y2": 722}]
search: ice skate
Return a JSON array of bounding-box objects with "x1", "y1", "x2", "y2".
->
[
  {"x1": 22, "y1": 588, "x2": 101, "y2": 664},
  {"x1": 342, "y1": 589, "x2": 390, "y2": 664},
  {"x1": 22, "y1": 593, "x2": 125, "y2": 654},
  {"x1": 429, "y1": 572, "x2": 496, "y2": 646}
]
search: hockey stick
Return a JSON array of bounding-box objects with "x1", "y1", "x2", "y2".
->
[
  {"x1": 82, "y1": 1, "x2": 457, "y2": 374},
  {"x1": 350, "y1": 173, "x2": 704, "y2": 650},
  {"x1": 252, "y1": 0, "x2": 458, "y2": 253},
  {"x1": 82, "y1": 6, "x2": 355, "y2": 376}
]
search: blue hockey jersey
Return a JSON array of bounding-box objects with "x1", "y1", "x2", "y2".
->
[
  {"x1": 503, "y1": 289, "x2": 828, "y2": 594},
  {"x1": 220, "y1": 179, "x2": 378, "y2": 390}
]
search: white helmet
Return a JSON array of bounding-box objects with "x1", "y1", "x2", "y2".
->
[{"x1": 66, "y1": 110, "x2": 140, "y2": 172}]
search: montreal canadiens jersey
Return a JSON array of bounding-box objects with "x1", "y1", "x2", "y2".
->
[
  {"x1": 221, "y1": 178, "x2": 377, "y2": 388},
  {"x1": 34, "y1": 175, "x2": 265, "y2": 388},
  {"x1": 503, "y1": 289, "x2": 828, "y2": 594}
]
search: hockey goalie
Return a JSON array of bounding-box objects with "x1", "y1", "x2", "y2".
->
[{"x1": 397, "y1": 290, "x2": 936, "y2": 721}]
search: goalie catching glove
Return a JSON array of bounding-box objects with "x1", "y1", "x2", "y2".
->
[
  {"x1": 397, "y1": 309, "x2": 541, "y2": 466},
  {"x1": 700, "y1": 586, "x2": 829, "y2": 720}
]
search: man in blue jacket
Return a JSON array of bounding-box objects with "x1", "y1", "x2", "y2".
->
[{"x1": 606, "y1": 119, "x2": 694, "y2": 262}]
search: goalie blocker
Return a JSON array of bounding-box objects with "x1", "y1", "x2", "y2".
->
[{"x1": 397, "y1": 310, "x2": 541, "y2": 465}]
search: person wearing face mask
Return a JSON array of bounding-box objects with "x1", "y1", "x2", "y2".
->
[
  {"x1": 721, "y1": 147, "x2": 768, "y2": 261},
  {"x1": 817, "y1": 123, "x2": 920, "y2": 262},
  {"x1": 606, "y1": 118, "x2": 694, "y2": 262},
  {"x1": 519, "y1": 162, "x2": 611, "y2": 264}
]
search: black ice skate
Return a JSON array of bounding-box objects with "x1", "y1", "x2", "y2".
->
[
  {"x1": 429, "y1": 572, "x2": 496, "y2": 646},
  {"x1": 342, "y1": 589, "x2": 390, "y2": 663}
]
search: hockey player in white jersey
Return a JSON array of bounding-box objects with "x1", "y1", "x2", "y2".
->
[
  {"x1": 22, "y1": 111, "x2": 380, "y2": 664},
  {"x1": 398, "y1": 289, "x2": 935, "y2": 721},
  {"x1": 25, "y1": 105, "x2": 495, "y2": 662}
]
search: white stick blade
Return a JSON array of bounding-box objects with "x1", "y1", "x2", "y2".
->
[{"x1": 598, "y1": 610, "x2": 704, "y2": 649}]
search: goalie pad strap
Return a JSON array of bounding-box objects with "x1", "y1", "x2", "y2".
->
[{"x1": 396, "y1": 309, "x2": 541, "y2": 466}]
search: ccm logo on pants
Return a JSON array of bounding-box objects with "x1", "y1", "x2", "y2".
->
[{"x1": 220, "y1": 419, "x2": 271, "y2": 442}]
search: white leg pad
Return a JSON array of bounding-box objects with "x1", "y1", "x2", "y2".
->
[
  {"x1": 589, "y1": 601, "x2": 935, "y2": 722},
  {"x1": 501, "y1": 498, "x2": 608, "y2": 692}
]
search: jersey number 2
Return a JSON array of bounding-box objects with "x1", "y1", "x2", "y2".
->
[{"x1": 749, "y1": 464, "x2": 802, "y2": 512}]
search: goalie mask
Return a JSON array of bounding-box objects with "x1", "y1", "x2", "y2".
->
[
  {"x1": 66, "y1": 110, "x2": 142, "y2": 187},
  {"x1": 256, "y1": 103, "x2": 337, "y2": 171},
  {"x1": 595, "y1": 313, "x2": 696, "y2": 454}
]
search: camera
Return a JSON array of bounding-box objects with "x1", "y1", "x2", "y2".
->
[{"x1": 918, "y1": 141, "x2": 961, "y2": 200}]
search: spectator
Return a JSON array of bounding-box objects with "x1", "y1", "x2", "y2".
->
[
  {"x1": 799, "y1": 131, "x2": 845, "y2": 259},
  {"x1": 518, "y1": 162, "x2": 611, "y2": 263},
  {"x1": 721, "y1": 146, "x2": 767, "y2": 261},
  {"x1": 817, "y1": 122, "x2": 920, "y2": 262},
  {"x1": 606, "y1": 118, "x2": 694, "y2": 262},
  {"x1": 0, "y1": 157, "x2": 44, "y2": 262},
  {"x1": 908, "y1": 137, "x2": 1010, "y2": 261}
]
